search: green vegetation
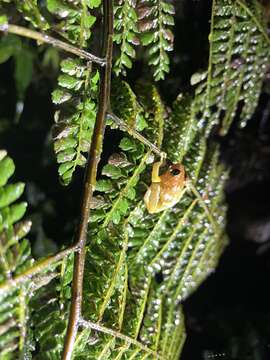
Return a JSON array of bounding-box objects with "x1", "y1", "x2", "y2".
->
[{"x1": 0, "y1": 0, "x2": 269, "y2": 358}]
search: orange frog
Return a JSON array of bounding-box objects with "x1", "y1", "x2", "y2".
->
[{"x1": 144, "y1": 161, "x2": 186, "y2": 214}]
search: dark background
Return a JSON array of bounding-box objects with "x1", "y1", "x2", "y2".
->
[{"x1": 0, "y1": 1, "x2": 270, "y2": 359}]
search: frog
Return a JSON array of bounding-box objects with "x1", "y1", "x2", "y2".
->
[{"x1": 144, "y1": 161, "x2": 186, "y2": 214}]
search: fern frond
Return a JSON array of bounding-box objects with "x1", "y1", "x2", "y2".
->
[
  {"x1": 0, "y1": 150, "x2": 33, "y2": 356},
  {"x1": 80, "y1": 110, "x2": 227, "y2": 359},
  {"x1": 138, "y1": 0, "x2": 175, "y2": 80},
  {"x1": 113, "y1": 0, "x2": 139, "y2": 76},
  {"x1": 0, "y1": 151, "x2": 78, "y2": 358},
  {"x1": 163, "y1": 94, "x2": 193, "y2": 163},
  {"x1": 14, "y1": 0, "x2": 49, "y2": 30},
  {"x1": 75, "y1": 1, "x2": 270, "y2": 353},
  {"x1": 79, "y1": 74, "x2": 227, "y2": 358},
  {"x1": 52, "y1": 58, "x2": 99, "y2": 185},
  {"x1": 110, "y1": 80, "x2": 166, "y2": 149},
  {"x1": 0, "y1": 0, "x2": 48, "y2": 30},
  {"x1": 135, "y1": 81, "x2": 166, "y2": 147},
  {"x1": 190, "y1": 0, "x2": 270, "y2": 137},
  {"x1": 0, "y1": 151, "x2": 32, "y2": 281},
  {"x1": 30, "y1": 252, "x2": 74, "y2": 359},
  {"x1": 47, "y1": 0, "x2": 102, "y2": 155},
  {"x1": 47, "y1": 0, "x2": 101, "y2": 47},
  {"x1": 111, "y1": 79, "x2": 147, "y2": 132}
]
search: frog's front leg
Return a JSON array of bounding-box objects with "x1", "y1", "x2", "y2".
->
[
  {"x1": 152, "y1": 161, "x2": 162, "y2": 183},
  {"x1": 144, "y1": 161, "x2": 163, "y2": 214}
]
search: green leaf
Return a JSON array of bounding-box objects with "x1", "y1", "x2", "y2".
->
[
  {"x1": 111, "y1": 209, "x2": 121, "y2": 224},
  {"x1": 121, "y1": 53, "x2": 132, "y2": 69},
  {"x1": 87, "y1": 0, "x2": 101, "y2": 9},
  {"x1": 14, "y1": 49, "x2": 33, "y2": 99},
  {"x1": 126, "y1": 187, "x2": 136, "y2": 200},
  {"x1": 119, "y1": 137, "x2": 137, "y2": 151},
  {"x1": 58, "y1": 74, "x2": 83, "y2": 90},
  {"x1": 0, "y1": 34, "x2": 20, "y2": 64},
  {"x1": 56, "y1": 148, "x2": 76, "y2": 163},
  {"x1": 58, "y1": 161, "x2": 74, "y2": 177},
  {"x1": 118, "y1": 198, "x2": 129, "y2": 214},
  {"x1": 52, "y1": 59, "x2": 98, "y2": 184},
  {"x1": 52, "y1": 89, "x2": 72, "y2": 104},
  {"x1": 140, "y1": 32, "x2": 155, "y2": 46},
  {"x1": 102, "y1": 164, "x2": 122, "y2": 179},
  {"x1": 0, "y1": 156, "x2": 15, "y2": 187},
  {"x1": 0, "y1": 15, "x2": 8, "y2": 26},
  {"x1": 95, "y1": 179, "x2": 113, "y2": 192},
  {"x1": 0, "y1": 183, "x2": 25, "y2": 209},
  {"x1": 2, "y1": 202, "x2": 28, "y2": 228},
  {"x1": 54, "y1": 137, "x2": 77, "y2": 153}
]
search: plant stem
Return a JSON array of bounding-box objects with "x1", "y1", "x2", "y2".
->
[
  {"x1": 61, "y1": 1, "x2": 113, "y2": 359},
  {"x1": 107, "y1": 112, "x2": 166, "y2": 159},
  {"x1": 237, "y1": 0, "x2": 270, "y2": 45},
  {"x1": 0, "y1": 24, "x2": 106, "y2": 65},
  {"x1": 0, "y1": 245, "x2": 78, "y2": 294},
  {"x1": 79, "y1": 319, "x2": 162, "y2": 359}
]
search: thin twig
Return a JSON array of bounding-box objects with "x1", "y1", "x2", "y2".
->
[
  {"x1": 79, "y1": 319, "x2": 163, "y2": 359},
  {"x1": 0, "y1": 24, "x2": 106, "y2": 65},
  {"x1": 107, "y1": 112, "x2": 166, "y2": 159},
  {"x1": 61, "y1": 1, "x2": 113, "y2": 359},
  {"x1": 0, "y1": 245, "x2": 78, "y2": 294}
]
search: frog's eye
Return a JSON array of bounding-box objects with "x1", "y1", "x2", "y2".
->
[{"x1": 170, "y1": 168, "x2": 181, "y2": 176}]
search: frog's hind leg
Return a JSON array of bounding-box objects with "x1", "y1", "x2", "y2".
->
[{"x1": 144, "y1": 182, "x2": 161, "y2": 214}]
